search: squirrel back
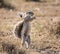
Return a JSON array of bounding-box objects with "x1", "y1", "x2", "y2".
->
[{"x1": 13, "y1": 21, "x2": 24, "y2": 38}]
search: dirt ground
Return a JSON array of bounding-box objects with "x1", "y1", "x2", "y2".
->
[{"x1": 0, "y1": 0, "x2": 60, "y2": 54}]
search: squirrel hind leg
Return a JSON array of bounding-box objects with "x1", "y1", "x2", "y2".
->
[{"x1": 25, "y1": 35, "x2": 31, "y2": 48}]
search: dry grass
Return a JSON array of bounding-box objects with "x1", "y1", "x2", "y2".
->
[{"x1": 0, "y1": 0, "x2": 60, "y2": 54}]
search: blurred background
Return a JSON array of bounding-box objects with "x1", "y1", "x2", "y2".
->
[{"x1": 0, "y1": 0, "x2": 60, "y2": 54}]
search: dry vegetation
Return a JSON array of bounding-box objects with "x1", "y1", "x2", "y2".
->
[{"x1": 0, "y1": 0, "x2": 60, "y2": 54}]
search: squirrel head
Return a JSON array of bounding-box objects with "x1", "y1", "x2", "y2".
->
[{"x1": 19, "y1": 11, "x2": 36, "y2": 21}]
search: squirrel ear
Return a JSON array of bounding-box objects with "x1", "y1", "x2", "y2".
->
[
  {"x1": 19, "y1": 12, "x2": 26, "y2": 18},
  {"x1": 17, "y1": 12, "x2": 23, "y2": 18},
  {"x1": 19, "y1": 14, "x2": 22, "y2": 18}
]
